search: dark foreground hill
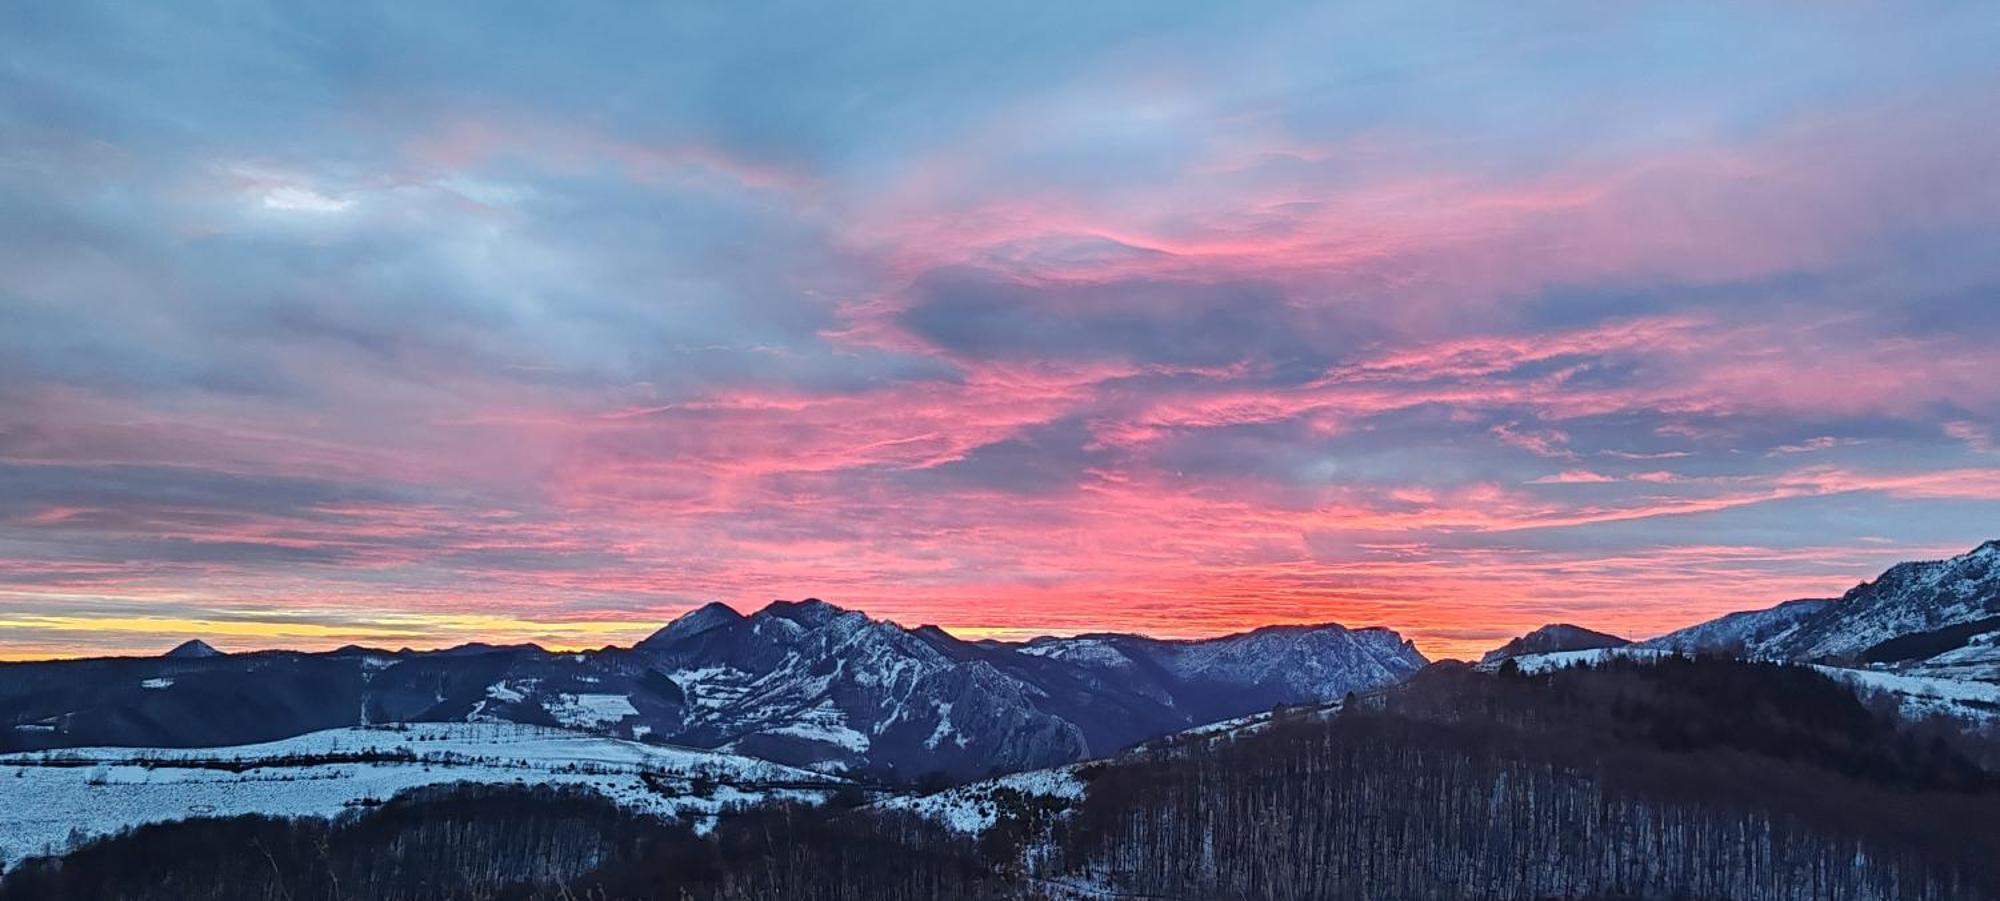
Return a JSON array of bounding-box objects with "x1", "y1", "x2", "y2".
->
[{"x1": 9, "y1": 655, "x2": 1995, "y2": 900}]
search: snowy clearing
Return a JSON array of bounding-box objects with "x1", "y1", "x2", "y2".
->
[
  {"x1": 0, "y1": 722, "x2": 841, "y2": 866},
  {"x1": 1810, "y1": 665, "x2": 2000, "y2": 723},
  {"x1": 545, "y1": 692, "x2": 639, "y2": 728}
]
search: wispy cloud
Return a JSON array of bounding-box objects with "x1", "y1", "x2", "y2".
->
[{"x1": 1, "y1": 1, "x2": 1997, "y2": 661}]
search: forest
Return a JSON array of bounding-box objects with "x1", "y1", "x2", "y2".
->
[{"x1": 5, "y1": 657, "x2": 1996, "y2": 900}]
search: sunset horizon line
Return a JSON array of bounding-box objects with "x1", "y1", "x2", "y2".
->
[{"x1": 8, "y1": 533, "x2": 1991, "y2": 665}]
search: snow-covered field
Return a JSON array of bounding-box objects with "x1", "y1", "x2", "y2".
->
[{"x1": 0, "y1": 722, "x2": 841, "y2": 865}]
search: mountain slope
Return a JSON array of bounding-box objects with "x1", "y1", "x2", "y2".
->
[
  {"x1": 0, "y1": 600, "x2": 1427, "y2": 778},
  {"x1": 1644, "y1": 540, "x2": 2000, "y2": 679},
  {"x1": 1643, "y1": 598, "x2": 1833, "y2": 656}
]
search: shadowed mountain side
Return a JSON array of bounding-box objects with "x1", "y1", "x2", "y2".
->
[{"x1": 0, "y1": 599, "x2": 1425, "y2": 779}]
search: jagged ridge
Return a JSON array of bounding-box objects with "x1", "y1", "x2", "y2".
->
[{"x1": 0, "y1": 599, "x2": 1427, "y2": 779}]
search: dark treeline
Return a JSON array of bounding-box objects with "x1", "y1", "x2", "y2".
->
[
  {"x1": 17, "y1": 748, "x2": 423, "y2": 772},
  {"x1": 1037, "y1": 657, "x2": 2000, "y2": 900},
  {"x1": 0, "y1": 782, "x2": 1011, "y2": 901},
  {"x1": 1862, "y1": 614, "x2": 2000, "y2": 664},
  {"x1": 5, "y1": 657, "x2": 1996, "y2": 900},
  {"x1": 0, "y1": 785, "x2": 663, "y2": 901}
]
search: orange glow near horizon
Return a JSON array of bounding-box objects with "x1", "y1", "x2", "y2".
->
[{"x1": 0, "y1": 536, "x2": 1976, "y2": 664}]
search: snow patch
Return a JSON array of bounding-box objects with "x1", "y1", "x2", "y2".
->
[
  {"x1": 546, "y1": 693, "x2": 638, "y2": 729},
  {"x1": 759, "y1": 701, "x2": 869, "y2": 752},
  {"x1": 923, "y1": 702, "x2": 963, "y2": 750},
  {"x1": 876, "y1": 765, "x2": 1087, "y2": 835}
]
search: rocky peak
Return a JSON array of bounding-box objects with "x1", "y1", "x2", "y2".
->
[
  {"x1": 641, "y1": 601, "x2": 745, "y2": 647},
  {"x1": 757, "y1": 598, "x2": 847, "y2": 627}
]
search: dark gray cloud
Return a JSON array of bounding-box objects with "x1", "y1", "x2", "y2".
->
[{"x1": 898, "y1": 268, "x2": 1335, "y2": 368}]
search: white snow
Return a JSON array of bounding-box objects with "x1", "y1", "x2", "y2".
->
[
  {"x1": 545, "y1": 693, "x2": 638, "y2": 728},
  {"x1": 0, "y1": 722, "x2": 841, "y2": 866},
  {"x1": 669, "y1": 666, "x2": 754, "y2": 710},
  {"x1": 1811, "y1": 665, "x2": 2000, "y2": 723},
  {"x1": 1173, "y1": 710, "x2": 1281, "y2": 741},
  {"x1": 759, "y1": 701, "x2": 869, "y2": 752},
  {"x1": 923, "y1": 702, "x2": 964, "y2": 750},
  {"x1": 1495, "y1": 647, "x2": 1668, "y2": 674},
  {"x1": 875, "y1": 765, "x2": 1087, "y2": 835},
  {"x1": 1021, "y1": 639, "x2": 1132, "y2": 669}
]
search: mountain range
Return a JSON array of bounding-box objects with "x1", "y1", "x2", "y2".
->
[
  {"x1": 0, "y1": 599, "x2": 1425, "y2": 778},
  {"x1": 5, "y1": 540, "x2": 1996, "y2": 783},
  {"x1": 1639, "y1": 539, "x2": 2000, "y2": 680}
]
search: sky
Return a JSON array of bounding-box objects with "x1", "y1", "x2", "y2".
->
[{"x1": 2, "y1": 2, "x2": 1998, "y2": 661}]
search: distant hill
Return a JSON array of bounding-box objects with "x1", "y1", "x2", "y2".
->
[
  {"x1": 1479, "y1": 623, "x2": 1629, "y2": 665},
  {"x1": 162, "y1": 640, "x2": 222, "y2": 659}
]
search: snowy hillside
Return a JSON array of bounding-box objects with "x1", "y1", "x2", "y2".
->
[
  {"x1": 1, "y1": 599, "x2": 1427, "y2": 780},
  {"x1": 0, "y1": 723, "x2": 841, "y2": 865},
  {"x1": 1644, "y1": 541, "x2": 2000, "y2": 672},
  {"x1": 1809, "y1": 666, "x2": 2000, "y2": 724},
  {"x1": 1642, "y1": 598, "x2": 1832, "y2": 657}
]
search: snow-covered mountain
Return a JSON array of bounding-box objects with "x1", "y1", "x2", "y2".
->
[
  {"x1": 612, "y1": 599, "x2": 1427, "y2": 777},
  {"x1": 0, "y1": 600, "x2": 1427, "y2": 779},
  {"x1": 1643, "y1": 541, "x2": 2000, "y2": 683},
  {"x1": 1641, "y1": 599, "x2": 1833, "y2": 657},
  {"x1": 1479, "y1": 624, "x2": 1630, "y2": 665}
]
